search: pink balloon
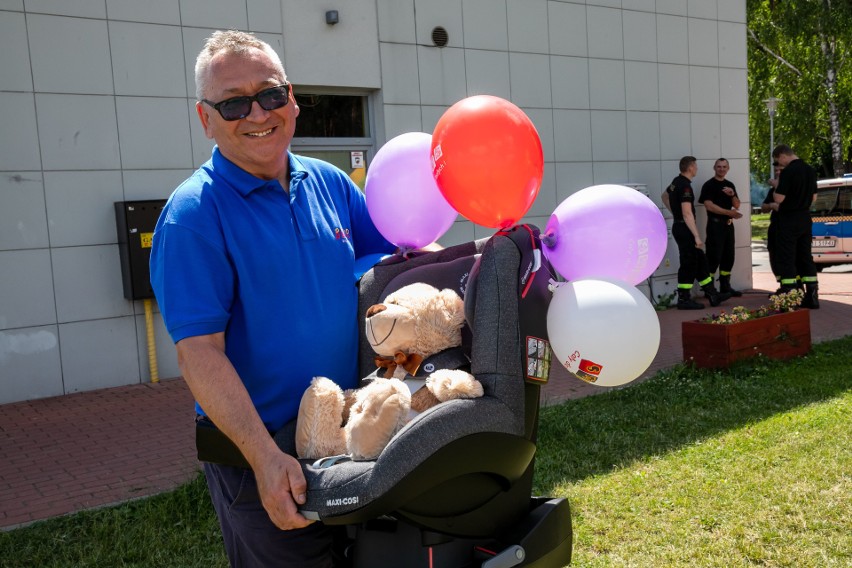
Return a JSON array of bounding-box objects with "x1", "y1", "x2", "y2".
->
[
  {"x1": 542, "y1": 185, "x2": 667, "y2": 285},
  {"x1": 366, "y1": 132, "x2": 457, "y2": 250}
]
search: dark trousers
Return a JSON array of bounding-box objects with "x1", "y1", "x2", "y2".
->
[
  {"x1": 766, "y1": 218, "x2": 779, "y2": 278},
  {"x1": 705, "y1": 218, "x2": 735, "y2": 275},
  {"x1": 673, "y1": 221, "x2": 711, "y2": 287},
  {"x1": 203, "y1": 462, "x2": 335, "y2": 568},
  {"x1": 773, "y1": 212, "x2": 817, "y2": 284}
]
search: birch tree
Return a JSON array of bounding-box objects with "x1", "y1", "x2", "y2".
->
[{"x1": 748, "y1": 0, "x2": 852, "y2": 177}]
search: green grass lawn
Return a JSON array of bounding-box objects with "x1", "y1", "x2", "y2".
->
[
  {"x1": 536, "y1": 338, "x2": 852, "y2": 567},
  {"x1": 751, "y1": 212, "x2": 771, "y2": 242},
  {"x1": 2, "y1": 337, "x2": 850, "y2": 567}
]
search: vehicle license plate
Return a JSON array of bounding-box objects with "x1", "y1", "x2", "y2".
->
[{"x1": 812, "y1": 239, "x2": 836, "y2": 248}]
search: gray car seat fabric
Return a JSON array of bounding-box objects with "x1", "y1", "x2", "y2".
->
[{"x1": 297, "y1": 234, "x2": 532, "y2": 523}]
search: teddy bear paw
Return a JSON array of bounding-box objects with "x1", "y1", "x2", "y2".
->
[
  {"x1": 295, "y1": 376, "x2": 347, "y2": 459},
  {"x1": 345, "y1": 378, "x2": 411, "y2": 460},
  {"x1": 427, "y1": 370, "x2": 484, "y2": 401}
]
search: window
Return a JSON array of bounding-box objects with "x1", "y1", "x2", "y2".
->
[
  {"x1": 294, "y1": 93, "x2": 369, "y2": 138},
  {"x1": 812, "y1": 189, "x2": 839, "y2": 216},
  {"x1": 290, "y1": 91, "x2": 373, "y2": 189},
  {"x1": 839, "y1": 188, "x2": 852, "y2": 215}
]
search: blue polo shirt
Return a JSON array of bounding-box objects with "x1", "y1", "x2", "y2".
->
[{"x1": 150, "y1": 148, "x2": 394, "y2": 432}]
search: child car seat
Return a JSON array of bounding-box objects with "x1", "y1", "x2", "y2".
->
[{"x1": 292, "y1": 225, "x2": 573, "y2": 568}]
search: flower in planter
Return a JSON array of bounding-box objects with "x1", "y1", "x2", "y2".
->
[{"x1": 701, "y1": 289, "x2": 804, "y2": 324}]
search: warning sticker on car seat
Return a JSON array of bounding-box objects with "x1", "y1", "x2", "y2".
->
[{"x1": 526, "y1": 336, "x2": 552, "y2": 383}]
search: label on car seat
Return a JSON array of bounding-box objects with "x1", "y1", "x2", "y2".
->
[
  {"x1": 526, "y1": 336, "x2": 552, "y2": 382},
  {"x1": 326, "y1": 496, "x2": 359, "y2": 507}
]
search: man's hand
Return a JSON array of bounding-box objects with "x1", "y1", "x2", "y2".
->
[
  {"x1": 722, "y1": 187, "x2": 736, "y2": 197},
  {"x1": 730, "y1": 209, "x2": 743, "y2": 219},
  {"x1": 694, "y1": 237, "x2": 704, "y2": 249},
  {"x1": 254, "y1": 451, "x2": 313, "y2": 530},
  {"x1": 176, "y1": 334, "x2": 312, "y2": 531}
]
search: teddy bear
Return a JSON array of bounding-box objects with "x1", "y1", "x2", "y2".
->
[{"x1": 295, "y1": 282, "x2": 484, "y2": 461}]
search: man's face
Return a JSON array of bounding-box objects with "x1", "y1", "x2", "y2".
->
[
  {"x1": 197, "y1": 48, "x2": 299, "y2": 181},
  {"x1": 687, "y1": 162, "x2": 698, "y2": 178},
  {"x1": 713, "y1": 160, "x2": 729, "y2": 178}
]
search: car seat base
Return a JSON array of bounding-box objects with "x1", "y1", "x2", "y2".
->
[{"x1": 342, "y1": 496, "x2": 572, "y2": 567}]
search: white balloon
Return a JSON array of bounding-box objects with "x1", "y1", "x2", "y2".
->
[{"x1": 547, "y1": 278, "x2": 660, "y2": 387}]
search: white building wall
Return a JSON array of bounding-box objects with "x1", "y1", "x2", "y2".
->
[{"x1": 0, "y1": 0, "x2": 748, "y2": 404}]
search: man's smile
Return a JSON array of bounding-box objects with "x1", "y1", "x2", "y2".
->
[{"x1": 244, "y1": 127, "x2": 275, "y2": 137}]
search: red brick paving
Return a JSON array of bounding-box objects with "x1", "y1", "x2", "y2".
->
[
  {"x1": 1, "y1": 271, "x2": 849, "y2": 530},
  {"x1": 0, "y1": 379, "x2": 198, "y2": 530}
]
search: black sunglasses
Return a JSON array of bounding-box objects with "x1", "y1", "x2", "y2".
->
[{"x1": 201, "y1": 83, "x2": 290, "y2": 121}]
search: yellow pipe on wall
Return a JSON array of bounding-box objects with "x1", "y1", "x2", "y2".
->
[{"x1": 143, "y1": 298, "x2": 159, "y2": 383}]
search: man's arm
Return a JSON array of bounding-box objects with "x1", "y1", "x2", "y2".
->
[
  {"x1": 771, "y1": 173, "x2": 787, "y2": 204},
  {"x1": 703, "y1": 199, "x2": 743, "y2": 219},
  {"x1": 661, "y1": 190, "x2": 672, "y2": 213},
  {"x1": 177, "y1": 333, "x2": 312, "y2": 530},
  {"x1": 761, "y1": 189, "x2": 778, "y2": 213},
  {"x1": 731, "y1": 194, "x2": 741, "y2": 211},
  {"x1": 681, "y1": 202, "x2": 703, "y2": 248}
]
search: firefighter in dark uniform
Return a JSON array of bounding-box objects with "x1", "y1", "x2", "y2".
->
[
  {"x1": 699, "y1": 158, "x2": 744, "y2": 296},
  {"x1": 761, "y1": 161, "x2": 784, "y2": 291},
  {"x1": 769, "y1": 144, "x2": 819, "y2": 309},
  {"x1": 663, "y1": 156, "x2": 731, "y2": 310}
]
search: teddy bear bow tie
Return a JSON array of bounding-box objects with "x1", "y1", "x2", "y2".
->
[{"x1": 374, "y1": 352, "x2": 424, "y2": 377}]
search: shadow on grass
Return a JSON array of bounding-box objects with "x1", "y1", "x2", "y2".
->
[{"x1": 533, "y1": 336, "x2": 852, "y2": 494}]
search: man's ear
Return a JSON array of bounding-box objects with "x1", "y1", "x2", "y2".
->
[
  {"x1": 196, "y1": 101, "x2": 214, "y2": 139},
  {"x1": 289, "y1": 84, "x2": 300, "y2": 119}
]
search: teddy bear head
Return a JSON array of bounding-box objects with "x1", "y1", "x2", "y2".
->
[{"x1": 365, "y1": 282, "x2": 466, "y2": 359}]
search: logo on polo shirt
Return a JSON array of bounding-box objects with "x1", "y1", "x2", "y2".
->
[{"x1": 334, "y1": 227, "x2": 351, "y2": 240}]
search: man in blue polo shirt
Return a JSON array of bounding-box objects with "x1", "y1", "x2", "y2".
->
[{"x1": 150, "y1": 30, "x2": 395, "y2": 567}]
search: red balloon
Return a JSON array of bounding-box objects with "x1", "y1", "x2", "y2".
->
[{"x1": 431, "y1": 96, "x2": 543, "y2": 228}]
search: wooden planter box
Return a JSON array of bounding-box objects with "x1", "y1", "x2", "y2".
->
[{"x1": 682, "y1": 309, "x2": 811, "y2": 368}]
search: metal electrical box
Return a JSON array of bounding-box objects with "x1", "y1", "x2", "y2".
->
[{"x1": 115, "y1": 200, "x2": 166, "y2": 300}]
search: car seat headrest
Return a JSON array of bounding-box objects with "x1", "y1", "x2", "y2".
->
[
  {"x1": 380, "y1": 254, "x2": 480, "y2": 348},
  {"x1": 380, "y1": 254, "x2": 479, "y2": 302}
]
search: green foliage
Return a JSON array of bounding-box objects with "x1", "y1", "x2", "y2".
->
[
  {"x1": 748, "y1": 0, "x2": 852, "y2": 177},
  {"x1": 653, "y1": 291, "x2": 676, "y2": 311}
]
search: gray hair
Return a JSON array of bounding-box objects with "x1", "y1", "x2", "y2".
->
[{"x1": 194, "y1": 30, "x2": 286, "y2": 100}]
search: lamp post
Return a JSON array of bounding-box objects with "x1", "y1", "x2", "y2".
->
[{"x1": 764, "y1": 97, "x2": 781, "y2": 179}]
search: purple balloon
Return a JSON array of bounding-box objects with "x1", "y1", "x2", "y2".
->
[
  {"x1": 366, "y1": 132, "x2": 458, "y2": 250},
  {"x1": 542, "y1": 184, "x2": 667, "y2": 285}
]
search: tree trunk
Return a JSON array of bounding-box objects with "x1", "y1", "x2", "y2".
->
[{"x1": 823, "y1": 0, "x2": 845, "y2": 176}]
